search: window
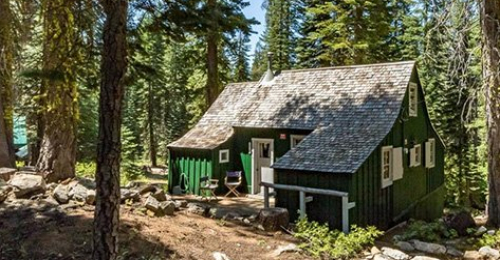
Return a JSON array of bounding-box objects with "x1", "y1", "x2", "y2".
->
[
  {"x1": 381, "y1": 146, "x2": 393, "y2": 188},
  {"x1": 259, "y1": 143, "x2": 270, "y2": 158},
  {"x1": 290, "y1": 135, "x2": 306, "y2": 149},
  {"x1": 409, "y1": 82, "x2": 418, "y2": 117},
  {"x1": 410, "y1": 144, "x2": 422, "y2": 167},
  {"x1": 426, "y1": 139, "x2": 436, "y2": 168},
  {"x1": 219, "y1": 149, "x2": 229, "y2": 163}
]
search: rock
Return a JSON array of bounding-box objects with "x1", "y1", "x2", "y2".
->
[
  {"x1": 212, "y1": 252, "x2": 230, "y2": 260},
  {"x1": 86, "y1": 190, "x2": 96, "y2": 205},
  {"x1": 446, "y1": 246, "x2": 463, "y2": 257},
  {"x1": 381, "y1": 247, "x2": 410, "y2": 260},
  {"x1": 443, "y1": 210, "x2": 476, "y2": 236},
  {"x1": 120, "y1": 188, "x2": 140, "y2": 202},
  {"x1": 270, "y1": 243, "x2": 300, "y2": 257},
  {"x1": 173, "y1": 200, "x2": 188, "y2": 209},
  {"x1": 248, "y1": 214, "x2": 257, "y2": 222},
  {"x1": 243, "y1": 218, "x2": 251, "y2": 225},
  {"x1": 159, "y1": 201, "x2": 176, "y2": 216},
  {"x1": 396, "y1": 241, "x2": 415, "y2": 252},
  {"x1": 410, "y1": 240, "x2": 446, "y2": 255},
  {"x1": 8, "y1": 173, "x2": 46, "y2": 198},
  {"x1": 464, "y1": 250, "x2": 483, "y2": 260},
  {"x1": 145, "y1": 196, "x2": 160, "y2": 213},
  {"x1": 151, "y1": 188, "x2": 168, "y2": 202},
  {"x1": 186, "y1": 202, "x2": 209, "y2": 216},
  {"x1": 476, "y1": 226, "x2": 488, "y2": 236},
  {"x1": 487, "y1": 230, "x2": 496, "y2": 236},
  {"x1": 53, "y1": 183, "x2": 71, "y2": 204},
  {"x1": 479, "y1": 246, "x2": 500, "y2": 259},
  {"x1": 0, "y1": 179, "x2": 12, "y2": 203},
  {"x1": 371, "y1": 246, "x2": 381, "y2": 255},
  {"x1": 374, "y1": 254, "x2": 393, "y2": 260},
  {"x1": 257, "y1": 207, "x2": 289, "y2": 232},
  {"x1": 0, "y1": 168, "x2": 16, "y2": 181},
  {"x1": 19, "y1": 166, "x2": 36, "y2": 172},
  {"x1": 411, "y1": 257, "x2": 441, "y2": 260},
  {"x1": 69, "y1": 183, "x2": 90, "y2": 202}
]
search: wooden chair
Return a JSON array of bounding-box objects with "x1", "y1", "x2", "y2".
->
[
  {"x1": 200, "y1": 176, "x2": 219, "y2": 201},
  {"x1": 224, "y1": 171, "x2": 242, "y2": 197}
]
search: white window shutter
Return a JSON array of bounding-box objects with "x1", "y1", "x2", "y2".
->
[
  {"x1": 393, "y1": 147, "x2": 404, "y2": 180},
  {"x1": 409, "y1": 148, "x2": 416, "y2": 167},
  {"x1": 425, "y1": 141, "x2": 431, "y2": 168}
]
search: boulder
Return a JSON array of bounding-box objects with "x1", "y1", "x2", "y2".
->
[
  {"x1": 186, "y1": 202, "x2": 209, "y2": 216},
  {"x1": 8, "y1": 173, "x2": 46, "y2": 198},
  {"x1": 374, "y1": 254, "x2": 393, "y2": 260},
  {"x1": 19, "y1": 166, "x2": 37, "y2": 172},
  {"x1": 0, "y1": 179, "x2": 12, "y2": 203},
  {"x1": 270, "y1": 243, "x2": 300, "y2": 257},
  {"x1": 479, "y1": 246, "x2": 500, "y2": 259},
  {"x1": 443, "y1": 210, "x2": 476, "y2": 236},
  {"x1": 69, "y1": 183, "x2": 90, "y2": 202},
  {"x1": 159, "y1": 201, "x2": 176, "y2": 216},
  {"x1": 396, "y1": 241, "x2": 415, "y2": 252},
  {"x1": 0, "y1": 168, "x2": 16, "y2": 181},
  {"x1": 410, "y1": 240, "x2": 446, "y2": 255},
  {"x1": 53, "y1": 183, "x2": 71, "y2": 204},
  {"x1": 145, "y1": 196, "x2": 160, "y2": 213},
  {"x1": 257, "y1": 207, "x2": 289, "y2": 232},
  {"x1": 86, "y1": 190, "x2": 96, "y2": 205},
  {"x1": 464, "y1": 250, "x2": 483, "y2": 260},
  {"x1": 411, "y1": 257, "x2": 441, "y2": 260},
  {"x1": 120, "y1": 188, "x2": 140, "y2": 203},
  {"x1": 151, "y1": 188, "x2": 168, "y2": 202},
  {"x1": 371, "y1": 246, "x2": 381, "y2": 255},
  {"x1": 446, "y1": 247, "x2": 463, "y2": 257},
  {"x1": 381, "y1": 247, "x2": 411, "y2": 260}
]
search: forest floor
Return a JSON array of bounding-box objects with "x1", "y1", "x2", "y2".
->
[{"x1": 0, "y1": 197, "x2": 309, "y2": 260}]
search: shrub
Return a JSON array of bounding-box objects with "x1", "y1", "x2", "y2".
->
[
  {"x1": 76, "y1": 161, "x2": 97, "y2": 178},
  {"x1": 294, "y1": 217, "x2": 383, "y2": 259},
  {"x1": 399, "y1": 219, "x2": 458, "y2": 243},
  {"x1": 478, "y1": 230, "x2": 500, "y2": 249}
]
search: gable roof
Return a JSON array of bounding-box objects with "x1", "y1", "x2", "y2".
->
[{"x1": 169, "y1": 61, "x2": 416, "y2": 173}]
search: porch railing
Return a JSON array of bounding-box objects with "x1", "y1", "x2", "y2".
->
[{"x1": 260, "y1": 182, "x2": 356, "y2": 233}]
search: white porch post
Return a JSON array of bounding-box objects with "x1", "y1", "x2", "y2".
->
[{"x1": 342, "y1": 196, "x2": 356, "y2": 233}]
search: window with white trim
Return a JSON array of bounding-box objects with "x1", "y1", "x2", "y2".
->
[
  {"x1": 219, "y1": 149, "x2": 229, "y2": 163},
  {"x1": 410, "y1": 144, "x2": 422, "y2": 167},
  {"x1": 290, "y1": 135, "x2": 306, "y2": 149},
  {"x1": 425, "y1": 139, "x2": 436, "y2": 168},
  {"x1": 381, "y1": 146, "x2": 393, "y2": 188},
  {"x1": 409, "y1": 82, "x2": 418, "y2": 117}
]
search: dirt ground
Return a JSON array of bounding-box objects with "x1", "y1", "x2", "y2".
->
[{"x1": 0, "y1": 197, "x2": 310, "y2": 260}]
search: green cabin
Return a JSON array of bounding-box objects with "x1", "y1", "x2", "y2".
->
[{"x1": 168, "y1": 61, "x2": 445, "y2": 230}]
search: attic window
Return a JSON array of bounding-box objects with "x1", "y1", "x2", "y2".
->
[
  {"x1": 381, "y1": 146, "x2": 393, "y2": 188},
  {"x1": 409, "y1": 82, "x2": 418, "y2": 117},
  {"x1": 426, "y1": 139, "x2": 436, "y2": 168},
  {"x1": 410, "y1": 144, "x2": 422, "y2": 167},
  {"x1": 219, "y1": 149, "x2": 229, "y2": 163},
  {"x1": 290, "y1": 135, "x2": 306, "y2": 149}
]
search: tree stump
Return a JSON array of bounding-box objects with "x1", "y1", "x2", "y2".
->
[{"x1": 258, "y1": 207, "x2": 289, "y2": 232}]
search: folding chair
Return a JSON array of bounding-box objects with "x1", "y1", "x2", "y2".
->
[
  {"x1": 224, "y1": 171, "x2": 242, "y2": 197},
  {"x1": 200, "y1": 176, "x2": 219, "y2": 201}
]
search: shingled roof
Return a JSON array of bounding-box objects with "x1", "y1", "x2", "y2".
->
[{"x1": 169, "y1": 61, "x2": 416, "y2": 173}]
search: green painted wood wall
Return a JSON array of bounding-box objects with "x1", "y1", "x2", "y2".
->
[
  {"x1": 275, "y1": 68, "x2": 445, "y2": 230},
  {"x1": 168, "y1": 148, "x2": 213, "y2": 195}
]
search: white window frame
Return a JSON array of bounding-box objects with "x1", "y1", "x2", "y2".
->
[
  {"x1": 381, "y1": 146, "x2": 393, "y2": 188},
  {"x1": 426, "y1": 139, "x2": 436, "y2": 168},
  {"x1": 410, "y1": 144, "x2": 422, "y2": 167},
  {"x1": 290, "y1": 134, "x2": 306, "y2": 149},
  {"x1": 219, "y1": 149, "x2": 230, "y2": 163},
  {"x1": 409, "y1": 82, "x2": 418, "y2": 117}
]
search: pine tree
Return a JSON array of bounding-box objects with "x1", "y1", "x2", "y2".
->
[{"x1": 229, "y1": 30, "x2": 251, "y2": 82}]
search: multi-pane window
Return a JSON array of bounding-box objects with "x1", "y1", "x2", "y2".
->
[
  {"x1": 409, "y1": 83, "x2": 418, "y2": 117},
  {"x1": 219, "y1": 149, "x2": 229, "y2": 163},
  {"x1": 410, "y1": 144, "x2": 422, "y2": 167},
  {"x1": 381, "y1": 146, "x2": 393, "y2": 188}
]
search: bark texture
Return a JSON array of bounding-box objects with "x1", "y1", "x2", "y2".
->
[
  {"x1": 481, "y1": 0, "x2": 500, "y2": 227},
  {"x1": 0, "y1": 0, "x2": 16, "y2": 167},
  {"x1": 37, "y1": 0, "x2": 78, "y2": 182},
  {"x1": 206, "y1": 0, "x2": 220, "y2": 108},
  {"x1": 92, "y1": 0, "x2": 128, "y2": 259}
]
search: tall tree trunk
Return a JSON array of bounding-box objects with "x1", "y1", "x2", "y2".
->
[
  {"x1": 37, "y1": 0, "x2": 78, "y2": 182},
  {"x1": 92, "y1": 0, "x2": 128, "y2": 259},
  {"x1": 0, "y1": 100, "x2": 13, "y2": 167},
  {"x1": 0, "y1": 0, "x2": 16, "y2": 167},
  {"x1": 148, "y1": 83, "x2": 157, "y2": 167},
  {"x1": 481, "y1": 0, "x2": 500, "y2": 227},
  {"x1": 206, "y1": 0, "x2": 220, "y2": 108}
]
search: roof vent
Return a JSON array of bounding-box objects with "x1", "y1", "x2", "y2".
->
[{"x1": 261, "y1": 52, "x2": 274, "y2": 83}]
